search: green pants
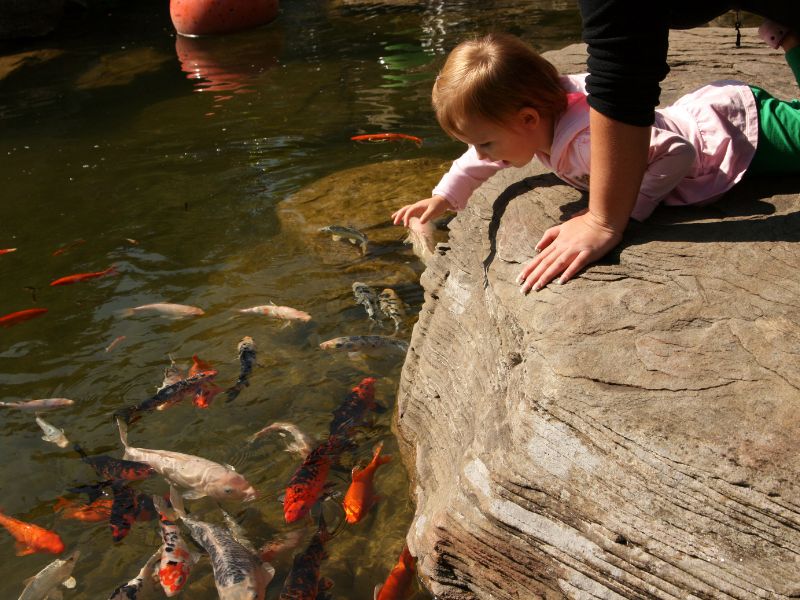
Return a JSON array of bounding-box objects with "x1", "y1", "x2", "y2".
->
[{"x1": 748, "y1": 46, "x2": 800, "y2": 175}]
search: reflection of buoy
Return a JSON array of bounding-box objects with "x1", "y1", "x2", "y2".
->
[{"x1": 170, "y1": 0, "x2": 279, "y2": 37}]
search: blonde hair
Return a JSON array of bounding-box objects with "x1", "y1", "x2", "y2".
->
[{"x1": 433, "y1": 32, "x2": 566, "y2": 138}]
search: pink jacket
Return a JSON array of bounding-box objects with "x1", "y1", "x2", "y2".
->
[{"x1": 432, "y1": 74, "x2": 759, "y2": 221}]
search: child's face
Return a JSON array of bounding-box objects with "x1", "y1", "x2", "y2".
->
[{"x1": 455, "y1": 109, "x2": 544, "y2": 167}]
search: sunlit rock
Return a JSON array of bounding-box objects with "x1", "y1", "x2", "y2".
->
[
  {"x1": 0, "y1": 49, "x2": 64, "y2": 81},
  {"x1": 75, "y1": 47, "x2": 171, "y2": 90},
  {"x1": 395, "y1": 28, "x2": 800, "y2": 598}
]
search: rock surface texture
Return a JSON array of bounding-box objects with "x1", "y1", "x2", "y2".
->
[{"x1": 395, "y1": 28, "x2": 800, "y2": 598}]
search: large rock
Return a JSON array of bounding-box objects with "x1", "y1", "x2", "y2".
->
[{"x1": 395, "y1": 28, "x2": 800, "y2": 598}]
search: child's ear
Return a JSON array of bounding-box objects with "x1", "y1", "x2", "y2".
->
[{"x1": 519, "y1": 107, "x2": 541, "y2": 129}]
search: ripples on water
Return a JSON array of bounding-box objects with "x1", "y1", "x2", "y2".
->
[{"x1": 0, "y1": 1, "x2": 580, "y2": 597}]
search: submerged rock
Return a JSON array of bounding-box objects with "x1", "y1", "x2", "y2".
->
[{"x1": 395, "y1": 28, "x2": 800, "y2": 598}]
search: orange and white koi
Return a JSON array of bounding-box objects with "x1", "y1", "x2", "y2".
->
[
  {"x1": 54, "y1": 497, "x2": 113, "y2": 522},
  {"x1": 0, "y1": 397, "x2": 74, "y2": 410},
  {"x1": 351, "y1": 133, "x2": 423, "y2": 147},
  {"x1": 343, "y1": 442, "x2": 392, "y2": 524},
  {"x1": 153, "y1": 497, "x2": 194, "y2": 596},
  {"x1": 0, "y1": 248, "x2": 17, "y2": 255},
  {"x1": 49, "y1": 265, "x2": 116, "y2": 286},
  {"x1": 237, "y1": 304, "x2": 312, "y2": 322},
  {"x1": 0, "y1": 510, "x2": 65, "y2": 555},
  {"x1": 375, "y1": 545, "x2": 416, "y2": 600},
  {"x1": 0, "y1": 308, "x2": 48, "y2": 328}
]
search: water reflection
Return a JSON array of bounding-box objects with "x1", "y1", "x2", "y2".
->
[{"x1": 175, "y1": 25, "x2": 284, "y2": 98}]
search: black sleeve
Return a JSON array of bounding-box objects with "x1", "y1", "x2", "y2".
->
[{"x1": 579, "y1": 0, "x2": 670, "y2": 127}]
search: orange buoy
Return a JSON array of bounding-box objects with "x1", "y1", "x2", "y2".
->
[{"x1": 170, "y1": 0, "x2": 279, "y2": 37}]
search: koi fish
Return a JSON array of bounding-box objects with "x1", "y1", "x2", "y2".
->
[
  {"x1": 248, "y1": 421, "x2": 314, "y2": 458},
  {"x1": 110, "y1": 481, "x2": 155, "y2": 542},
  {"x1": 0, "y1": 247, "x2": 17, "y2": 255},
  {"x1": 105, "y1": 335, "x2": 127, "y2": 353},
  {"x1": 225, "y1": 336, "x2": 256, "y2": 402},
  {"x1": 49, "y1": 265, "x2": 116, "y2": 286},
  {"x1": 155, "y1": 490, "x2": 273, "y2": 600},
  {"x1": 329, "y1": 377, "x2": 381, "y2": 439},
  {"x1": 378, "y1": 288, "x2": 406, "y2": 333},
  {"x1": 119, "y1": 303, "x2": 204, "y2": 318},
  {"x1": 35, "y1": 416, "x2": 69, "y2": 448},
  {"x1": 375, "y1": 545, "x2": 416, "y2": 600},
  {"x1": 107, "y1": 548, "x2": 161, "y2": 600},
  {"x1": 188, "y1": 354, "x2": 223, "y2": 408},
  {"x1": 51, "y1": 239, "x2": 86, "y2": 256},
  {"x1": 0, "y1": 308, "x2": 48, "y2": 328},
  {"x1": 0, "y1": 510, "x2": 65, "y2": 555},
  {"x1": 54, "y1": 497, "x2": 113, "y2": 522},
  {"x1": 0, "y1": 397, "x2": 73, "y2": 411},
  {"x1": 74, "y1": 443, "x2": 155, "y2": 481},
  {"x1": 220, "y1": 508, "x2": 257, "y2": 554},
  {"x1": 351, "y1": 133, "x2": 423, "y2": 147},
  {"x1": 319, "y1": 225, "x2": 369, "y2": 254},
  {"x1": 117, "y1": 418, "x2": 257, "y2": 502},
  {"x1": 18, "y1": 550, "x2": 79, "y2": 600},
  {"x1": 153, "y1": 497, "x2": 194, "y2": 596},
  {"x1": 343, "y1": 442, "x2": 392, "y2": 524},
  {"x1": 279, "y1": 514, "x2": 335, "y2": 600},
  {"x1": 283, "y1": 437, "x2": 349, "y2": 523},
  {"x1": 115, "y1": 368, "x2": 218, "y2": 424},
  {"x1": 237, "y1": 303, "x2": 312, "y2": 323},
  {"x1": 319, "y1": 335, "x2": 409, "y2": 354},
  {"x1": 353, "y1": 282, "x2": 383, "y2": 325}
]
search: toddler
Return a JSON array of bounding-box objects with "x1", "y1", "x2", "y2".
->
[{"x1": 392, "y1": 32, "x2": 800, "y2": 293}]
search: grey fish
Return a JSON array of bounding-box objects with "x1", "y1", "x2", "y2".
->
[
  {"x1": 34, "y1": 416, "x2": 69, "y2": 448},
  {"x1": 18, "y1": 551, "x2": 79, "y2": 600},
  {"x1": 352, "y1": 282, "x2": 383, "y2": 325},
  {"x1": 378, "y1": 288, "x2": 406, "y2": 333},
  {"x1": 319, "y1": 225, "x2": 368, "y2": 254},
  {"x1": 319, "y1": 335, "x2": 408, "y2": 354},
  {"x1": 226, "y1": 336, "x2": 256, "y2": 403},
  {"x1": 107, "y1": 548, "x2": 161, "y2": 600},
  {"x1": 156, "y1": 490, "x2": 274, "y2": 600}
]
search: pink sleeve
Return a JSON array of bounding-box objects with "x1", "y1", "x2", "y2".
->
[
  {"x1": 631, "y1": 128, "x2": 697, "y2": 221},
  {"x1": 432, "y1": 146, "x2": 509, "y2": 211}
]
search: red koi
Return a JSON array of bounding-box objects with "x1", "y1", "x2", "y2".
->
[
  {"x1": 50, "y1": 265, "x2": 116, "y2": 286},
  {"x1": 351, "y1": 133, "x2": 423, "y2": 147},
  {"x1": 0, "y1": 248, "x2": 17, "y2": 255},
  {"x1": 0, "y1": 308, "x2": 47, "y2": 328},
  {"x1": 0, "y1": 509, "x2": 65, "y2": 555},
  {"x1": 375, "y1": 545, "x2": 416, "y2": 600},
  {"x1": 343, "y1": 442, "x2": 392, "y2": 524},
  {"x1": 54, "y1": 496, "x2": 113, "y2": 522},
  {"x1": 284, "y1": 437, "x2": 349, "y2": 523}
]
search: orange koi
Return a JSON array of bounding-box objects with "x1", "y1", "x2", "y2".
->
[
  {"x1": 343, "y1": 442, "x2": 392, "y2": 524},
  {"x1": 351, "y1": 133, "x2": 423, "y2": 147},
  {"x1": 0, "y1": 307, "x2": 47, "y2": 328},
  {"x1": 0, "y1": 248, "x2": 17, "y2": 255},
  {"x1": 50, "y1": 265, "x2": 116, "y2": 286},
  {"x1": 52, "y1": 239, "x2": 86, "y2": 256},
  {"x1": 54, "y1": 496, "x2": 113, "y2": 522},
  {"x1": 188, "y1": 354, "x2": 222, "y2": 408},
  {"x1": 0, "y1": 509, "x2": 65, "y2": 555},
  {"x1": 375, "y1": 545, "x2": 416, "y2": 600}
]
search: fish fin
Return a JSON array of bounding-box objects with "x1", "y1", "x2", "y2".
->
[
  {"x1": 116, "y1": 417, "x2": 129, "y2": 449},
  {"x1": 331, "y1": 234, "x2": 342, "y2": 241},
  {"x1": 168, "y1": 486, "x2": 187, "y2": 517},
  {"x1": 62, "y1": 576, "x2": 77, "y2": 589},
  {"x1": 351, "y1": 465, "x2": 362, "y2": 481},
  {"x1": 348, "y1": 238, "x2": 357, "y2": 245},
  {"x1": 261, "y1": 562, "x2": 276, "y2": 584},
  {"x1": 72, "y1": 443, "x2": 88, "y2": 459},
  {"x1": 182, "y1": 490, "x2": 206, "y2": 501},
  {"x1": 15, "y1": 543, "x2": 36, "y2": 556},
  {"x1": 224, "y1": 463, "x2": 237, "y2": 472},
  {"x1": 374, "y1": 583, "x2": 382, "y2": 600},
  {"x1": 22, "y1": 575, "x2": 35, "y2": 586}
]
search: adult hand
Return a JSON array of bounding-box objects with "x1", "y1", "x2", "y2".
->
[
  {"x1": 391, "y1": 195, "x2": 450, "y2": 227},
  {"x1": 516, "y1": 211, "x2": 622, "y2": 293}
]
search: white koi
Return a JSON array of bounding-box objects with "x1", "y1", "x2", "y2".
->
[
  {"x1": 237, "y1": 304, "x2": 311, "y2": 322},
  {"x1": 19, "y1": 550, "x2": 79, "y2": 600},
  {"x1": 247, "y1": 421, "x2": 314, "y2": 458},
  {"x1": 0, "y1": 398, "x2": 74, "y2": 411},
  {"x1": 120, "y1": 303, "x2": 204, "y2": 318},
  {"x1": 35, "y1": 416, "x2": 69, "y2": 448}
]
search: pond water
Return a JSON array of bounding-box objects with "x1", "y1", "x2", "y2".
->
[{"x1": 0, "y1": 1, "x2": 581, "y2": 597}]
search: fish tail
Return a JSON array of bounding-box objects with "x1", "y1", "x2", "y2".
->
[
  {"x1": 116, "y1": 417, "x2": 129, "y2": 449},
  {"x1": 73, "y1": 442, "x2": 89, "y2": 459},
  {"x1": 225, "y1": 384, "x2": 242, "y2": 403}
]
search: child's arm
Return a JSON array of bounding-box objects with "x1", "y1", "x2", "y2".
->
[{"x1": 393, "y1": 146, "x2": 508, "y2": 226}]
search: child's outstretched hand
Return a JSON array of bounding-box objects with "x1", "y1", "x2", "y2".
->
[
  {"x1": 516, "y1": 211, "x2": 621, "y2": 293},
  {"x1": 392, "y1": 195, "x2": 450, "y2": 227}
]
